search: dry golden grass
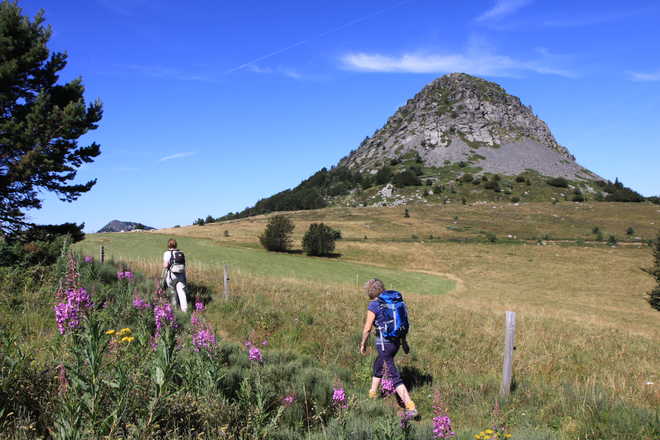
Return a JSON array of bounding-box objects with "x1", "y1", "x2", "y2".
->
[
  {"x1": 157, "y1": 202, "x2": 659, "y2": 244},
  {"x1": 113, "y1": 202, "x2": 659, "y2": 434}
]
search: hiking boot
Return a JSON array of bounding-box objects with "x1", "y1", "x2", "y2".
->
[
  {"x1": 404, "y1": 401, "x2": 418, "y2": 417},
  {"x1": 368, "y1": 390, "x2": 377, "y2": 399}
]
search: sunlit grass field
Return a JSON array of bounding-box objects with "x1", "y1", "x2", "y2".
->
[{"x1": 72, "y1": 202, "x2": 659, "y2": 438}]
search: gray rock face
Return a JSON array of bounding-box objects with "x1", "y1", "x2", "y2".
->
[
  {"x1": 339, "y1": 73, "x2": 599, "y2": 180},
  {"x1": 98, "y1": 220, "x2": 154, "y2": 233}
]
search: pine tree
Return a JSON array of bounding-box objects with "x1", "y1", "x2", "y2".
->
[
  {"x1": 0, "y1": 2, "x2": 102, "y2": 235},
  {"x1": 644, "y1": 234, "x2": 660, "y2": 311},
  {"x1": 259, "y1": 215, "x2": 294, "y2": 252}
]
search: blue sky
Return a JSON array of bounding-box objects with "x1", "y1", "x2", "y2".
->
[{"x1": 17, "y1": 0, "x2": 660, "y2": 231}]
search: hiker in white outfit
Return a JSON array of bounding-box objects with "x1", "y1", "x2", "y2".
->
[{"x1": 161, "y1": 238, "x2": 188, "y2": 312}]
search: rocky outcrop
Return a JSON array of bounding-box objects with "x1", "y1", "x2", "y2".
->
[
  {"x1": 97, "y1": 220, "x2": 154, "y2": 233},
  {"x1": 339, "y1": 73, "x2": 599, "y2": 180}
]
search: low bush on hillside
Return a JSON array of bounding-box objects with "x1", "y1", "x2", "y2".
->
[
  {"x1": 392, "y1": 170, "x2": 421, "y2": 187},
  {"x1": 547, "y1": 177, "x2": 569, "y2": 188},
  {"x1": 302, "y1": 223, "x2": 339, "y2": 256},
  {"x1": 259, "y1": 215, "x2": 294, "y2": 252},
  {"x1": 597, "y1": 178, "x2": 645, "y2": 202}
]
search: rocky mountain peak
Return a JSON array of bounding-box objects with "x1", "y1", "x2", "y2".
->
[{"x1": 340, "y1": 73, "x2": 598, "y2": 181}]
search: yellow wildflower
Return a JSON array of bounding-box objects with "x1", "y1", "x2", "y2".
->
[
  {"x1": 485, "y1": 429, "x2": 495, "y2": 434},
  {"x1": 505, "y1": 435, "x2": 512, "y2": 439},
  {"x1": 120, "y1": 336, "x2": 134, "y2": 343},
  {"x1": 119, "y1": 328, "x2": 131, "y2": 335},
  {"x1": 105, "y1": 329, "x2": 116, "y2": 335}
]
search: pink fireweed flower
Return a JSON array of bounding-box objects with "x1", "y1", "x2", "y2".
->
[
  {"x1": 132, "y1": 296, "x2": 150, "y2": 310},
  {"x1": 53, "y1": 288, "x2": 93, "y2": 335},
  {"x1": 194, "y1": 299, "x2": 205, "y2": 312},
  {"x1": 248, "y1": 346, "x2": 262, "y2": 362},
  {"x1": 281, "y1": 394, "x2": 296, "y2": 407},
  {"x1": 261, "y1": 339, "x2": 269, "y2": 346},
  {"x1": 432, "y1": 394, "x2": 455, "y2": 438},
  {"x1": 381, "y1": 378, "x2": 395, "y2": 395},
  {"x1": 117, "y1": 271, "x2": 134, "y2": 280},
  {"x1": 83, "y1": 256, "x2": 93, "y2": 263},
  {"x1": 154, "y1": 303, "x2": 176, "y2": 332},
  {"x1": 332, "y1": 388, "x2": 348, "y2": 409},
  {"x1": 192, "y1": 327, "x2": 217, "y2": 352},
  {"x1": 190, "y1": 313, "x2": 201, "y2": 327},
  {"x1": 244, "y1": 340, "x2": 254, "y2": 348}
]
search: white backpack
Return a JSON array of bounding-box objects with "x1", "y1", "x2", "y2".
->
[{"x1": 168, "y1": 249, "x2": 186, "y2": 274}]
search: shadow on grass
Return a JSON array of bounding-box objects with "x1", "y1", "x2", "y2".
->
[
  {"x1": 401, "y1": 365, "x2": 433, "y2": 392},
  {"x1": 270, "y1": 249, "x2": 343, "y2": 258}
]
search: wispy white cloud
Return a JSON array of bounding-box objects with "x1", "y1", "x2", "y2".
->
[
  {"x1": 244, "y1": 64, "x2": 304, "y2": 79},
  {"x1": 627, "y1": 70, "x2": 660, "y2": 82},
  {"x1": 341, "y1": 44, "x2": 575, "y2": 78},
  {"x1": 475, "y1": 0, "x2": 533, "y2": 22},
  {"x1": 159, "y1": 152, "x2": 196, "y2": 162},
  {"x1": 122, "y1": 64, "x2": 214, "y2": 83}
]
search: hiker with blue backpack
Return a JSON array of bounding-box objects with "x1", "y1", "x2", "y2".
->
[{"x1": 360, "y1": 278, "x2": 417, "y2": 417}]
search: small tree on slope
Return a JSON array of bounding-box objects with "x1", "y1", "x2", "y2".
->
[
  {"x1": 644, "y1": 234, "x2": 660, "y2": 311},
  {"x1": 259, "y1": 215, "x2": 294, "y2": 252}
]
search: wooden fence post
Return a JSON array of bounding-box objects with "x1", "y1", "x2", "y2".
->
[
  {"x1": 499, "y1": 311, "x2": 516, "y2": 398},
  {"x1": 223, "y1": 264, "x2": 230, "y2": 300},
  {"x1": 99, "y1": 245, "x2": 105, "y2": 264}
]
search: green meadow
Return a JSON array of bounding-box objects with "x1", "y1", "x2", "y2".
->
[{"x1": 76, "y1": 232, "x2": 455, "y2": 296}]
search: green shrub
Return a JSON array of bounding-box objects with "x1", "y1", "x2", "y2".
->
[
  {"x1": 404, "y1": 208, "x2": 410, "y2": 218},
  {"x1": 485, "y1": 232, "x2": 497, "y2": 243},
  {"x1": 511, "y1": 197, "x2": 520, "y2": 203},
  {"x1": 392, "y1": 170, "x2": 421, "y2": 187},
  {"x1": 626, "y1": 227, "x2": 635, "y2": 236},
  {"x1": 461, "y1": 173, "x2": 473, "y2": 183},
  {"x1": 547, "y1": 177, "x2": 569, "y2": 188},
  {"x1": 592, "y1": 226, "x2": 600, "y2": 234},
  {"x1": 302, "y1": 223, "x2": 337, "y2": 256},
  {"x1": 259, "y1": 215, "x2": 295, "y2": 252},
  {"x1": 515, "y1": 175, "x2": 526, "y2": 183},
  {"x1": 607, "y1": 235, "x2": 617, "y2": 246}
]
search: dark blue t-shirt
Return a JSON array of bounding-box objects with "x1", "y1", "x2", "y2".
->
[{"x1": 368, "y1": 298, "x2": 395, "y2": 345}]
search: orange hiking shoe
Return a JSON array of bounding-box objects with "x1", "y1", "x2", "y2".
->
[
  {"x1": 404, "y1": 400, "x2": 418, "y2": 417},
  {"x1": 369, "y1": 390, "x2": 377, "y2": 399}
]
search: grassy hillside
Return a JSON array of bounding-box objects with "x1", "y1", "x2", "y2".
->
[
  {"x1": 76, "y1": 233, "x2": 455, "y2": 296},
  {"x1": 66, "y1": 202, "x2": 660, "y2": 438}
]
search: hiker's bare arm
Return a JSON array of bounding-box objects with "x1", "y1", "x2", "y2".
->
[{"x1": 360, "y1": 310, "x2": 376, "y2": 354}]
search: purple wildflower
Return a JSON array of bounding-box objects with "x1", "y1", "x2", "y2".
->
[
  {"x1": 154, "y1": 303, "x2": 176, "y2": 332},
  {"x1": 132, "y1": 296, "x2": 151, "y2": 310},
  {"x1": 432, "y1": 393, "x2": 455, "y2": 438},
  {"x1": 192, "y1": 327, "x2": 217, "y2": 352},
  {"x1": 248, "y1": 346, "x2": 262, "y2": 362},
  {"x1": 332, "y1": 387, "x2": 348, "y2": 409},
  {"x1": 244, "y1": 340, "x2": 254, "y2": 348},
  {"x1": 281, "y1": 394, "x2": 296, "y2": 407},
  {"x1": 83, "y1": 256, "x2": 93, "y2": 263},
  {"x1": 381, "y1": 378, "x2": 395, "y2": 395},
  {"x1": 117, "y1": 271, "x2": 134, "y2": 280},
  {"x1": 194, "y1": 299, "x2": 205, "y2": 312},
  {"x1": 261, "y1": 339, "x2": 269, "y2": 346},
  {"x1": 53, "y1": 288, "x2": 94, "y2": 335},
  {"x1": 381, "y1": 361, "x2": 395, "y2": 395},
  {"x1": 190, "y1": 313, "x2": 201, "y2": 327}
]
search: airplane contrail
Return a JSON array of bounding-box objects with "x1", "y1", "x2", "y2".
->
[{"x1": 225, "y1": 0, "x2": 416, "y2": 74}]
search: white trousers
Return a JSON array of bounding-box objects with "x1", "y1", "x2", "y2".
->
[{"x1": 166, "y1": 273, "x2": 188, "y2": 312}]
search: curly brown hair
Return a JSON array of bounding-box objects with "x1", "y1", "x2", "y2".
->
[
  {"x1": 167, "y1": 239, "x2": 177, "y2": 249},
  {"x1": 364, "y1": 278, "x2": 385, "y2": 299}
]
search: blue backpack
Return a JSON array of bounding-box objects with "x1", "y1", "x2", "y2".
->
[{"x1": 375, "y1": 290, "x2": 409, "y2": 344}]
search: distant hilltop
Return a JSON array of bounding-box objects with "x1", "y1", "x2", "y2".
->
[{"x1": 97, "y1": 220, "x2": 154, "y2": 233}]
